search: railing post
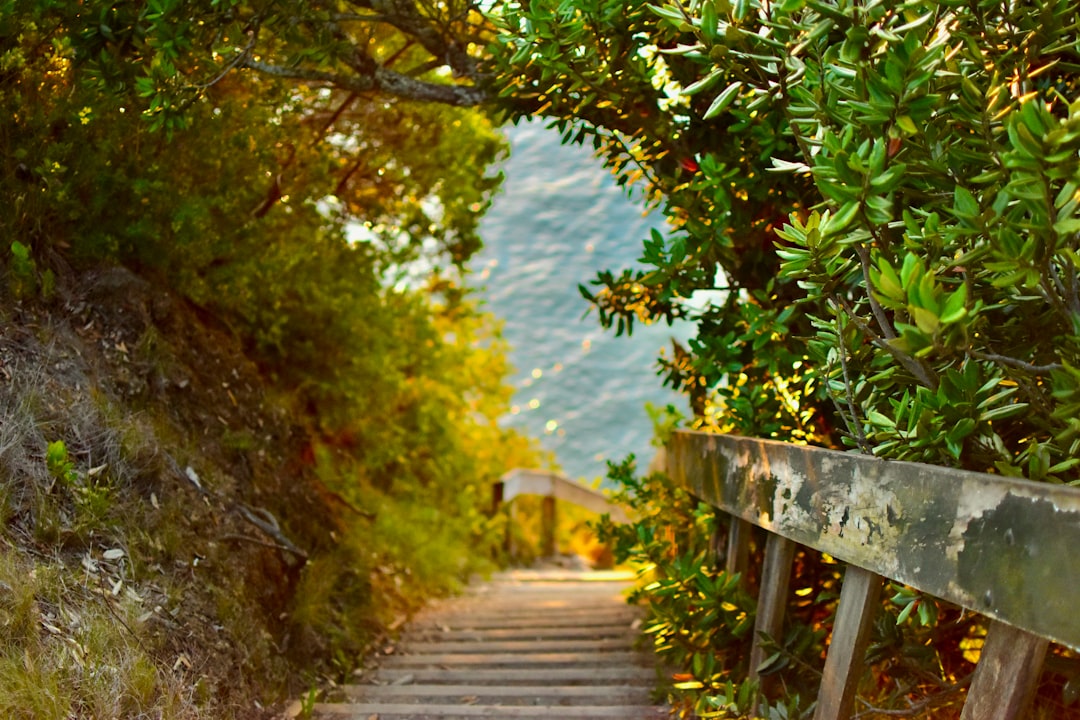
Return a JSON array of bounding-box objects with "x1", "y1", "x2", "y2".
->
[
  {"x1": 959, "y1": 620, "x2": 1048, "y2": 720},
  {"x1": 491, "y1": 481, "x2": 505, "y2": 516},
  {"x1": 749, "y1": 533, "x2": 796, "y2": 685},
  {"x1": 814, "y1": 565, "x2": 883, "y2": 720},
  {"x1": 540, "y1": 494, "x2": 556, "y2": 557},
  {"x1": 726, "y1": 517, "x2": 752, "y2": 585}
]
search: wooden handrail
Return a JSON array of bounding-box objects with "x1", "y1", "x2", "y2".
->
[
  {"x1": 497, "y1": 469, "x2": 630, "y2": 523},
  {"x1": 666, "y1": 430, "x2": 1080, "y2": 720},
  {"x1": 494, "y1": 468, "x2": 630, "y2": 557}
]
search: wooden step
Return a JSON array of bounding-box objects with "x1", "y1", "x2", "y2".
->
[
  {"x1": 315, "y1": 568, "x2": 666, "y2": 719},
  {"x1": 340, "y1": 683, "x2": 653, "y2": 704},
  {"x1": 404, "y1": 624, "x2": 639, "y2": 642},
  {"x1": 377, "y1": 650, "x2": 653, "y2": 667},
  {"x1": 408, "y1": 608, "x2": 635, "y2": 626},
  {"x1": 365, "y1": 667, "x2": 658, "y2": 686},
  {"x1": 314, "y1": 703, "x2": 668, "y2": 718},
  {"x1": 398, "y1": 637, "x2": 637, "y2": 654}
]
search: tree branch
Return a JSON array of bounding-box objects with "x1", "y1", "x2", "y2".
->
[
  {"x1": 831, "y1": 302, "x2": 872, "y2": 454},
  {"x1": 855, "y1": 242, "x2": 898, "y2": 341},
  {"x1": 365, "y1": 0, "x2": 482, "y2": 80},
  {"x1": 241, "y1": 57, "x2": 486, "y2": 106},
  {"x1": 969, "y1": 350, "x2": 1063, "y2": 374}
]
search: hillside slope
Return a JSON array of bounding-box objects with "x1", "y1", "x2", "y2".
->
[{"x1": 0, "y1": 264, "x2": 445, "y2": 719}]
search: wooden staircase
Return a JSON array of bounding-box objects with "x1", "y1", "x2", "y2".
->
[{"x1": 314, "y1": 568, "x2": 668, "y2": 719}]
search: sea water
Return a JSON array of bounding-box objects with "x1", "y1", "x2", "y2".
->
[{"x1": 474, "y1": 121, "x2": 692, "y2": 483}]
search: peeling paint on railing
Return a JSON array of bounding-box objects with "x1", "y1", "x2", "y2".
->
[{"x1": 668, "y1": 430, "x2": 1080, "y2": 651}]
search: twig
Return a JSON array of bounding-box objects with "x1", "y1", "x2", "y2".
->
[
  {"x1": 237, "y1": 504, "x2": 309, "y2": 563},
  {"x1": 94, "y1": 574, "x2": 151, "y2": 655},
  {"x1": 191, "y1": 35, "x2": 258, "y2": 90},
  {"x1": 831, "y1": 300, "x2": 871, "y2": 453},
  {"x1": 855, "y1": 243, "x2": 898, "y2": 341},
  {"x1": 221, "y1": 534, "x2": 305, "y2": 556},
  {"x1": 852, "y1": 673, "x2": 972, "y2": 718},
  {"x1": 969, "y1": 350, "x2": 1062, "y2": 374}
]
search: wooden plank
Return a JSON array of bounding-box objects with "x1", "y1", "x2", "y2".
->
[
  {"x1": 410, "y1": 611, "x2": 640, "y2": 630},
  {"x1": 369, "y1": 667, "x2": 658, "y2": 685},
  {"x1": 400, "y1": 638, "x2": 635, "y2": 654},
  {"x1": 345, "y1": 684, "x2": 652, "y2": 698},
  {"x1": 314, "y1": 703, "x2": 667, "y2": 718},
  {"x1": 814, "y1": 565, "x2": 882, "y2": 720},
  {"x1": 959, "y1": 620, "x2": 1049, "y2": 720},
  {"x1": 748, "y1": 533, "x2": 795, "y2": 684},
  {"x1": 493, "y1": 569, "x2": 637, "y2": 582},
  {"x1": 344, "y1": 684, "x2": 653, "y2": 704},
  {"x1": 378, "y1": 651, "x2": 652, "y2": 667},
  {"x1": 405, "y1": 625, "x2": 640, "y2": 642},
  {"x1": 668, "y1": 430, "x2": 1080, "y2": 650}
]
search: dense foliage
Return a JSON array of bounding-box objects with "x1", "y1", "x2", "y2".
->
[
  {"x1": 488, "y1": 0, "x2": 1080, "y2": 716},
  {"x1": 3, "y1": 0, "x2": 530, "y2": 501},
  {"x1": 491, "y1": 0, "x2": 1080, "y2": 479}
]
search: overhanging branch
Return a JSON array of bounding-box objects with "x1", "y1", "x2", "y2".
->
[{"x1": 241, "y1": 57, "x2": 487, "y2": 106}]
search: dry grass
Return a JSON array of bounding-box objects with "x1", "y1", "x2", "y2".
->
[{"x1": 0, "y1": 326, "x2": 210, "y2": 718}]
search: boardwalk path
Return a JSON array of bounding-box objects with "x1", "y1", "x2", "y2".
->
[{"x1": 315, "y1": 568, "x2": 668, "y2": 719}]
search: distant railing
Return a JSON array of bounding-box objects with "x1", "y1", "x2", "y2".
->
[
  {"x1": 493, "y1": 468, "x2": 630, "y2": 557},
  {"x1": 666, "y1": 430, "x2": 1080, "y2": 720}
]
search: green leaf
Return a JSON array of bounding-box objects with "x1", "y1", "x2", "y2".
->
[
  {"x1": 822, "y1": 201, "x2": 859, "y2": 236},
  {"x1": 980, "y1": 403, "x2": 1030, "y2": 422},
  {"x1": 910, "y1": 305, "x2": 940, "y2": 334},
  {"x1": 682, "y1": 69, "x2": 724, "y2": 97},
  {"x1": 953, "y1": 186, "x2": 980, "y2": 219},
  {"x1": 940, "y1": 286, "x2": 967, "y2": 324},
  {"x1": 703, "y1": 81, "x2": 743, "y2": 120},
  {"x1": 896, "y1": 599, "x2": 916, "y2": 625},
  {"x1": 874, "y1": 258, "x2": 904, "y2": 301}
]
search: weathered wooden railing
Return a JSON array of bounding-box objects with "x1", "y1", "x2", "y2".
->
[
  {"x1": 493, "y1": 468, "x2": 629, "y2": 557},
  {"x1": 666, "y1": 430, "x2": 1080, "y2": 720}
]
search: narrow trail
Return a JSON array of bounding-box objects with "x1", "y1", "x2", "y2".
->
[{"x1": 314, "y1": 568, "x2": 669, "y2": 719}]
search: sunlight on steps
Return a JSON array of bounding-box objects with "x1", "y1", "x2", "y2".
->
[{"x1": 314, "y1": 568, "x2": 669, "y2": 720}]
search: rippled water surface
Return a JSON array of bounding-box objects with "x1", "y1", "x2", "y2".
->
[{"x1": 474, "y1": 122, "x2": 691, "y2": 482}]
